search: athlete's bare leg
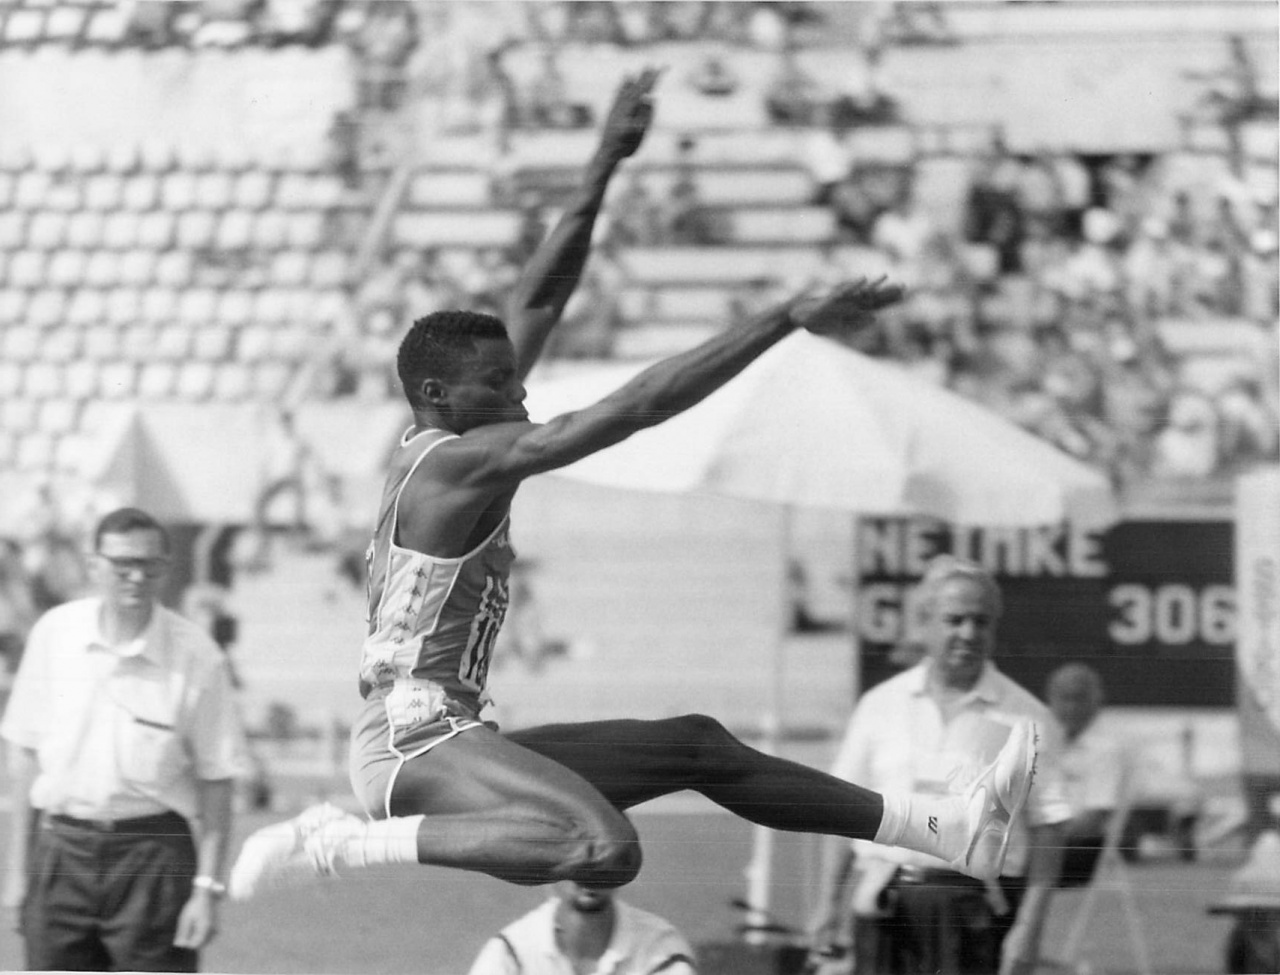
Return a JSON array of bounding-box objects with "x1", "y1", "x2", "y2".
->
[
  {"x1": 508, "y1": 714, "x2": 884, "y2": 836},
  {"x1": 384, "y1": 725, "x2": 642, "y2": 887}
]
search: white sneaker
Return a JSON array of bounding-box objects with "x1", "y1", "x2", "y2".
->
[
  {"x1": 229, "y1": 802, "x2": 365, "y2": 900},
  {"x1": 950, "y1": 720, "x2": 1038, "y2": 882}
]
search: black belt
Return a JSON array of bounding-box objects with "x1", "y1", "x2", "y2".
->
[
  {"x1": 46, "y1": 810, "x2": 188, "y2": 835},
  {"x1": 893, "y1": 865, "x2": 993, "y2": 890}
]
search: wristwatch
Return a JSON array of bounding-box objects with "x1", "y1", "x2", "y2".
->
[{"x1": 193, "y1": 875, "x2": 227, "y2": 898}]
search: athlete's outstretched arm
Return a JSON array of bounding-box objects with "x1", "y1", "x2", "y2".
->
[
  {"x1": 505, "y1": 68, "x2": 661, "y2": 379},
  {"x1": 442, "y1": 277, "x2": 905, "y2": 488}
]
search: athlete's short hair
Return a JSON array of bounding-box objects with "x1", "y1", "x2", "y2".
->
[
  {"x1": 94, "y1": 507, "x2": 170, "y2": 554},
  {"x1": 397, "y1": 310, "x2": 510, "y2": 406},
  {"x1": 917, "y1": 554, "x2": 1003, "y2": 619},
  {"x1": 1047, "y1": 662, "x2": 1104, "y2": 703}
]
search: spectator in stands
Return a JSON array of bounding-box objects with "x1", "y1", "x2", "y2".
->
[
  {"x1": 325, "y1": 109, "x2": 362, "y2": 191},
  {"x1": 1046, "y1": 664, "x2": 1127, "y2": 888},
  {"x1": 1217, "y1": 376, "x2": 1280, "y2": 470},
  {"x1": 872, "y1": 183, "x2": 937, "y2": 282},
  {"x1": 1151, "y1": 389, "x2": 1222, "y2": 478},
  {"x1": 688, "y1": 52, "x2": 740, "y2": 98},
  {"x1": 26, "y1": 530, "x2": 88, "y2": 617},
  {"x1": 665, "y1": 137, "x2": 727, "y2": 246},
  {"x1": 805, "y1": 117, "x2": 856, "y2": 208},
  {"x1": 964, "y1": 146, "x2": 1027, "y2": 277},
  {"x1": 606, "y1": 173, "x2": 666, "y2": 248},
  {"x1": 525, "y1": 48, "x2": 591, "y2": 129},
  {"x1": 545, "y1": 237, "x2": 626, "y2": 359},
  {"x1": 349, "y1": 0, "x2": 419, "y2": 112},
  {"x1": 764, "y1": 46, "x2": 824, "y2": 125}
]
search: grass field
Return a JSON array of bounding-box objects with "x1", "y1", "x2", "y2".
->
[{"x1": 0, "y1": 782, "x2": 1249, "y2": 975}]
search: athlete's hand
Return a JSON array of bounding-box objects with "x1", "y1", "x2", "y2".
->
[
  {"x1": 598, "y1": 67, "x2": 662, "y2": 161},
  {"x1": 788, "y1": 277, "x2": 905, "y2": 338}
]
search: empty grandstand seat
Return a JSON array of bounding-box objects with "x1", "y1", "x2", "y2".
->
[
  {"x1": 102, "y1": 212, "x2": 141, "y2": 250},
  {"x1": 37, "y1": 398, "x2": 79, "y2": 435},
  {"x1": 216, "y1": 209, "x2": 255, "y2": 250},
  {"x1": 139, "y1": 286, "x2": 177, "y2": 324},
  {"x1": 217, "y1": 289, "x2": 255, "y2": 328},
  {"x1": 104, "y1": 143, "x2": 140, "y2": 174},
  {"x1": 192, "y1": 324, "x2": 233, "y2": 361},
  {"x1": 120, "y1": 324, "x2": 159, "y2": 360},
  {"x1": 251, "y1": 288, "x2": 291, "y2": 325},
  {"x1": 233, "y1": 169, "x2": 274, "y2": 210},
  {"x1": 392, "y1": 210, "x2": 521, "y2": 249},
  {"x1": 118, "y1": 249, "x2": 157, "y2": 287},
  {"x1": 26, "y1": 290, "x2": 67, "y2": 329},
  {"x1": 69, "y1": 142, "x2": 106, "y2": 174},
  {"x1": 122, "y1": 174, "x2": 161, "y2": 212},
  {"x1": 0, "y1": 430, "x2": 14, "y2": 468},
  {"x1": 0, "y1": 289, "x2": 26, "y2": 324},
  {"x1": 46, "y1": 250, "x2": 89, "y2": 288},
  {"x1": 273, "y1": 172, "x2": 315, "y2": 210},
  {"x1": 638, "y1": 167, "x2": 815, "y2": 206},
  {"x1": 82, "y1": 173, "x2": 121, "y2": 211},
  {"x1": 66, "y1": 211, "x2": 106, "y2": 249},
  {"x1": 40, "y1": 325, "x2": 80, "y2": 363},
  {"x1": 4, "y1": 10, "x2": 45, "y2": 46},
  {"x1": 727, "y1": 207, "x2": 836, "y2": 244},
  {"x1": 28, "y1": 212, "x2": 69, "y2": 250},
  {"x1": 45, "y1": 5, "x2": 87, "y2": 43},
  {"x1": 84, "y1": 4, "x2": 127, "y2": 44},
  {"x1": 236, "y1": 322, "x2": 273, "y2": 362},
  {"x1": 155, "y1": 323, "x2": 193, "y2": 360},
  {"x1": 271, "y1": 250, "x2": 311, "y2": 288},
  {"x1": 177, "y1": 287, "x2": 219, "y2": 325},
  {"x1": 175, "y1": 361, "x2": 216, "y2": 401},
  {"x1": 137, "y1": 211, "x2": 176, "y2": 250},
  {"x1": 253, "y1": 210, "x2": 289, "y2": 249},
  {"x1": 253, "y1": 361, "x2": 294, "y2": 399},
  {"x1": 7, "y1": 251, "x2": 47, "y2": 289},
  {"x1": 619, "y1": 286, "x2": 730, "y2": 322},
  {"x1": 620, "y1": 245, "x2": 891, "y2": 286},
  {"x1": 64, "y1": 359, "x2": 99, "y2": 399},
  {"x1": 24, "y1": 362, "x2": 63, "y2": 399},
  {"x1": 312, "y1": 288, "x2": 348, "y2": 326},
  {"x1": 138, "y1": 361, "x2": 178, "y2": 399},
  {"x1": 0, "y1": 362, "x2": 23, "y2": 400},
  {"x1": 80, "y1": 325, "x2": 122, "y2": 361},
  {"x1": 213, "y1": 362, "x2": 252, "y2": 401},
  {"x1": 16, "y1": 432, "x2": 57, "y2": 472},
  {"x1": 176, "y1": 210, "x2": 218, "y2": 250},
  {"x1": 0, "y1": 212, "x2": 25, "y2": 249},
  {"x1": 99, "y1": 361, "x2": 138, "y2": 399},
  {"x1": 3, "y1": 326, "x2": 40, "y2": 362},
  {"x1": 0, "y1": 172, "x2": 13, "y2": 209},
  {"x1": 4, "y1": 398, "x2": 39, "y2": 434},
  {"x1": 408, "y1": 170, "x2": 493, "y2": 208},
  {"x1": 51, "y1": 432, "x2": 85, "y2": 474},
  {"x1": 45, "y1": 178, "x2": 83, "y2": 212},
  {"x1": 67, "y1": 289, "x2": 108, "y2": 327},
  {"x1": 154, "y1": 251, "x2": 194, "y2": 287},
  {"x1": 139, "y1": 140, "x2": 177, "y2": 173},
  {"x1": 84, "y1": 251, "x2": 122, "y2": 288},
  {"x1": 270, "y1": 323, "x2": 310, "y2": 361},
  {"x1": 305, "y1": 250, "x2": 345, "y2": 289},
  {"x1": 196, "y1": 170, "x2": 235, "y2": 210},
  {"x1": 284, "y1": 211, "x2": 325, "y2": 249}
]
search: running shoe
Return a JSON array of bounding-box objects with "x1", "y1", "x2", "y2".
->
[
  {"x1": 228, "y1": 802, "x2": 364, "y2": 900},
  {"x1": 950, "y1": 719, "x2": 1038, "y2": 882}
]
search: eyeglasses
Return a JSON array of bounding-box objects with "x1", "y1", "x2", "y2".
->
[{"x1": 97, "y1": 554, "x2": 170, "y2": 579}]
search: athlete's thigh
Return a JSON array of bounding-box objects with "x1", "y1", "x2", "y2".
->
[
  {"x1": 389, "y1": 723, "x2": 622, "y2": 820},
  {"x1": 507, "y1": 717, "x2": 708, "y2": 810}
]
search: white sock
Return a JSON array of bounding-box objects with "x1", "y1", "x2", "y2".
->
[
  {"x1": 336, "y1": 815, "x2": 423, "y2": 869},
  {"x1": 874, "y1": 791, "x2": 966, "y2": 862}
]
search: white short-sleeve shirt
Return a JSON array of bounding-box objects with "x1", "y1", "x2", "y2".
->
[
  {"x1": 1060, "y1": 718, "x2": 1128, "y2": 819},
  {"x1": 830, "y1": 661, "x2": 1072, "y2": 877},
  {"x1": 1, "y1": 597, "x2": 249, "y2": 822}
]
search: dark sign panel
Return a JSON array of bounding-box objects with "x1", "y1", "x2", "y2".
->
[{"x1": 855, "y1": 519, "x2": 1235, "y2": 707}]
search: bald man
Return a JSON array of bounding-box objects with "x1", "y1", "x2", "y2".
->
[{"x1": 1046, "y1": 663, "x2": 1128, "y2": 887}]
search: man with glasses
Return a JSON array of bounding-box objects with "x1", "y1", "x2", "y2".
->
[{"x1": 1, "y1": 507, "x2": 248, "y2": 972}]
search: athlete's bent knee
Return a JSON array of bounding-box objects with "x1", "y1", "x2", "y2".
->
[{"x1": 562, "y1": 813, "x2": 642, "y2": 888}]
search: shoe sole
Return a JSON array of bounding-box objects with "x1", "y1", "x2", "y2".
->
[{"x1": 963, "y1": 722, "x2": 1039, "y2": 874}]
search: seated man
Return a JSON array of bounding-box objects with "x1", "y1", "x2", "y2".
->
[{"x1": 1046, "y1": 663, "x2": 1127, "y2": 887}]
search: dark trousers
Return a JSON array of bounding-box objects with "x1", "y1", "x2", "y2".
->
[
  {"x1": 854, "y1": 869, "x2": 1027, "y2": 975},
  {"x1": 23, "y1": 811, "x2": 198, "y2": 972}
]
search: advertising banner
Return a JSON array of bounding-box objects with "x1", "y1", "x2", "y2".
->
[
  {"x1": 1235, "y1": 467, "x2": 1280, "y2": 777},
  {"x1": 855, "y1": 517, "x2": 1235, "y2": 706}
]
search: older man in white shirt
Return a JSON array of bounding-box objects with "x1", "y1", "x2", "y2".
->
[{"x1": 809, "y1": 555, "x2": 1070, "y2": 975}]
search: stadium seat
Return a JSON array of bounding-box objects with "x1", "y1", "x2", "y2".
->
[
  {"x1": 69, "y1": 142, "x2": 106, "y2": 174},
  {"x1": 28, "y1": 212, "x2": 69, "y2": 250},
  {"x1": 0, "y1": 362, "x2": 23, "y2": 400},
  {"x1": 122, "y1": 174, "x2": 160, "y2": 211},
  {"x1": 4, "y1": 398, "x2": 38, "y2": 435},
  {"x1": 154, "y1": 323, "x2": 193, "y2": 361},
  {"x1": 45, "y1": 250, "x2": 89, "y2": 288},
  {"x1": 284, "y1": 211, "x2": 325, "y2": 249},
  {"x1": 251, "y1": 288, "x2": 291, "y2": 325},
  {"x1": 118, "y1": 249, "x2": 157, "y2": 287},
  {"x1": 102, "y1": 212, "x2": 140, "y2": 250},
  {"x1": 83, "y1": 5, "x2": 127, "y2": 45},
  {"x1": 104, "y1": 143, "x2": 141, "y2": 174},
  {"x1": 196, "y1": 170, "x2": 234, "y2": 210},
  {"x1": 64, "y1": 359, "x2": 99, "y2": 399},
  {"x1": 253, "y1": 361, "x2": 295, "y2": 399},
  {"x1": 619, "y1": 285, "x2": 729, "y2": 322},
  {"x1": 270, "y1": 250, "x2": 310, "y2": 288},
  {"x1": 0, "y1": 289, "x2": 26, "y2": 324},
  {"x1": 177, "y1": 210, "x2": 218, "y2": 250},
  {"x1": 139, "y1": 140, "x2": 177, "y2": 173},
  {"x1": 3, "y1": 325, "x2": 40, "y2": 361},
  {"x1": 271, "y1": 323, "x2": 310, "y2": 362},
  {"x1": 728, "y1": 207, "x2": 836, "y2": 244},
  {"x1": 105, "y1": 287, "x2": 144, "y2": 326},
  {"x1": 66, "y1": 211, "x2": 106, "y2": 249},
  {"x1": 137, "y1": 361, "x2": 178, "y2": 399},
  {"x1": 84, "y1": 251, "x2": 122, "y2": 288},
  {"x1": 99, "y1": 361, "x2": 138, "y2": 399},
  {"x1": 0, "y1": 172, "x2": 13, "y2": 209},
  {"x1": 392, "y1": 210, "x2": 521, "y2": 249},
  {"x1": 0, "y1": 430, "x2": 14, "y2": 467},
  {"x1": 309, "y1": 250, "x2": 349, "y2": 289},
  {"x1": 4, "y1": 10, "x2": 45, "y2": 46},
  {"x1": 16, "y1": 432, "x2": 57, "y2": 472},
  {"x1": 120, "y1": 323, "x2": 159, "y2": 360},
  {"x1": 40, "y1": 325, "x2": 80, "y2": 364},
  {"x1": 191, "y1": 324, "x2": 233, "y2": 361},
  {"x1": 44, "y1": 5, "x2": 86, "y2": 43},
  {"x1": 216, "y1": 289, "x2": 254, "y2": 328},
  {"x1": 84, "y1": 173, "x2": 125, "y2": 211},
  {"x1": 46, "y1": 178, "x2": 83, "y2": 213},
  {"x1": 272, "y1": 172, "x2": 312, "y2": 210},
  {"x1": 312, "y1": 288, "x2": 348, "y2": 326},
  {"x1": 139, "y1": 286, "x2": 178, "y2": 324},
  {"x1": 233, "y1": 169, "x2": 274, "y2": 210},
  {"x1": 213, "y1": 361, "x2": 253, "y2": 401},
  {"x1": 216, "y1": 209, "x2": 255, "y2": 250},
  {"x1": 7, "y1": 251, "x2": 47, "y2": 289},
  {"x1": 177, "y1": 287, "x2": 218, "y2": 325},
  {"x1": 25, "y1": 290, "x2": 67, "y2": 329},
  {"x1": 252, "y1": 210, "x2": 288, "y2": 250},
  {"x1": 51, "y1": 432, "x2": 86, "y2": 474},
  {"x1": 175, "y1": 361, "x2": 216, "y2": 401},
  {"x1": 154, "y1": 250, "x2": 194, "y2": 287},
  {"x1": 24, "y1": 362, "x2": 63, "y2": 399},
  {"x1": 37, "y1": 398, "x2": 79, "y2": 435},
  {"x1": 66, "y1": 289, "x2": 107, "y2": 326},
  {"x1": 236, "y1": 321, "x2": 273, "y2": 363},
  {"x1": 0, "y1": 211, "x2": 25, "y2": 249},
  {"x1": 408, "y1": 170, "x2": 493, "y2": 208},
  {"x1": 137, "y1": 211, "x2": 176, "y2": 250},
  {"x1": 81, "y1": 324, "x2": 123, "y2": 361},
  {"x1": 32, "y1": 142, "x2": 72, "y2": 176}
]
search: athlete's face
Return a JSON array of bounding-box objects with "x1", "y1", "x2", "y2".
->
[
  {"x1": 553, "y1": 881, "x2": 613, "y2": 914},
  {"x1": 441, "y1": 338, "x2": 528, "y2": 431},
  {"x1": 921, "y1": 577, "x2": 998, "y2": 692}
]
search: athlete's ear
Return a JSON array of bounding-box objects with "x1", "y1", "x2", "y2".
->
[{"x1": 421, "y1": 378, "x2": 448, "y2": 405}]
